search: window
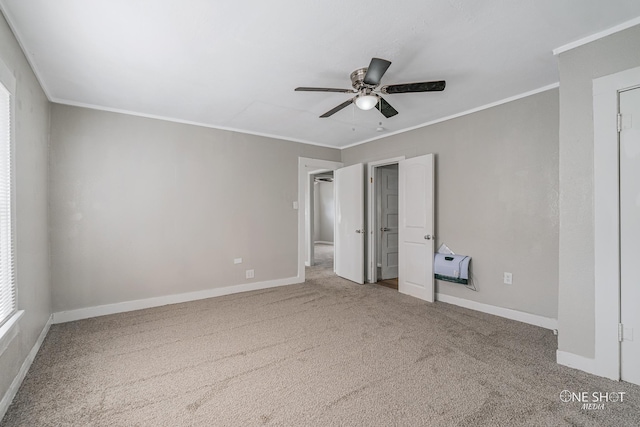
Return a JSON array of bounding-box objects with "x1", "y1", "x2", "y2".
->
[{"x1": 0, "y1": 73, "x2": 15, "y2": 329}]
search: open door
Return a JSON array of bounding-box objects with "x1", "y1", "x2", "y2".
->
[
  {"x1": 335, "y1": 163, "x2": 365, "y2": 284},
  {"x1": 398, "y1": 154, "x2": 435, "y2": 302}
]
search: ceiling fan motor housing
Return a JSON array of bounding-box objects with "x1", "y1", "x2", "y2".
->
[{"x1": 350, "y1": 67, "x2": 377, "y2": 90}]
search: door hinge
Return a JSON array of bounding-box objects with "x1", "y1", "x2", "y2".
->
[
  {"x1": 618, "y1": 323, "x2": 624, "y2": 342},
  {"x1": 370, "y1": 177, "x2": 373, "y2": 184},
  {"x1": 618, "y1": 113, "x2": 633, "y2": 132},
  {"x1": 617, "y1": 113, "x2": 622, "y2": 132}
]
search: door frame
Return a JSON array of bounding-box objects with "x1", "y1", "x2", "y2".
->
[
  {"x1": 306, "y1": 169, "x2": 334, "y2": 267},
  {"x1": 593, "y1": 66, "x2": 640, "y2": 381},
  {"x1": 367, "y1": 157, "x2": 405, "y2": 283},
  {"x1": 298, "y1": 157, "x2": 343, "y2": 282}
]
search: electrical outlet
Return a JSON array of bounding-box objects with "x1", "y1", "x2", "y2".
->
[
  {"x1": 504, "y1": 272, "x2": 513, "y2": 285},
  {"x1": 234, "y1": 258, "x2": 242, "y2": 264},
  {"x1": 246, "y1": 269, "x2": 254, "y2": 279}
]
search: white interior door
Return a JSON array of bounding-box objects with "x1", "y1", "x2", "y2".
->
[
  {"x1": 620, "y1": 87, "x2": 640, "y2": 385},
  {"x1": 380, "y1": 166, "x2": 399, "y2": 279},
  {"x1": 335, "y1": 163, "x2": 364, "y2": 284},
  {"x1": 398, "y1": 154, "x2": 435, "y2": 302}
]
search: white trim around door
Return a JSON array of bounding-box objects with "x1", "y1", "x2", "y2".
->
[
  {"x1": 366, "y1": 157, "x2": 405, "y2": 283},
  {"x1": 588, "y1": 65, "x2": 640, "y2": 381},
  {"x1": 298, "y1": 157, "x2": 343, "y2": 282}
]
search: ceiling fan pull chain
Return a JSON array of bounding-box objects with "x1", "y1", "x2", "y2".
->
[{"x1": 352, "y1": 101, "x2": 355, "y2": 131}]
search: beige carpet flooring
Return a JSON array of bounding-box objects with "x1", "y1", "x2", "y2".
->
[{"x1": 2, "y1": 244, "x2": 640, "y2": 426}]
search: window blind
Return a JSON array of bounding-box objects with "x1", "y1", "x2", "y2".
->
[{"x1": 0, "y1": 81, "x2": 15, "y2": 328}]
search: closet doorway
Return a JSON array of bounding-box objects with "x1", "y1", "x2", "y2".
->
[
  {"x1": 375, "y1": 164, "x2": 399, "y2": 289},
  {"x1": 367, "y1": 157, "x2": 404, "y2": 289}
]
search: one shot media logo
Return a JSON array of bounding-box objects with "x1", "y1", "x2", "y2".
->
[{"x1": 560, "y1": 390, "x2": 627, "y2": 410}]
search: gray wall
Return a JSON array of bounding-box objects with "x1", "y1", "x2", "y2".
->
[
  {"x1": 0, "y1": 12, "x2": 51, "y2": 405},
  {"x1": 49, "y1": 105, "x2": 340, "y2": 312},
  {"x1": 343, "y1": 89, "x2": 559, "y2": 319},
  {"x1": 557, "y1": 25, "x2": 640, "y2": 358},
  {"x1": 314, "y1": 181, "x2": 334, "y2": 243}
]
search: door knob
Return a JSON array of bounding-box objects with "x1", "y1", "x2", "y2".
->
[
  {"x1": 356, "y1": 229, "x2": 365, "y2": 233},
  {"x1": 424, "y1": 234, "x2": 434, "y2": 240},
  {"x1": 380, "y1": 227, "x2": 390, "y2": 232}
]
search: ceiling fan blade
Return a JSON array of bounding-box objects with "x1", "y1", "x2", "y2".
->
[
  {"x1": 295, "y1": 87, "x2": 354, "y2": 93},
  {"x1": 375, "y1": 97, "x2": 398, "y2": 118},
  {"x1": 363, "y1": 58, "x2": 392, "y2": 86},
  {"x1": 320, "y1": 98, "x2": 354, "y2": 118},
  {"x1": 381, "y1": 80, "x2": 446, "y2": 94}
]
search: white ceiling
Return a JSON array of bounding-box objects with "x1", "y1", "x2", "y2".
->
[{"x1": 2, "y1": 1, "x2": 640, "y2": 148}]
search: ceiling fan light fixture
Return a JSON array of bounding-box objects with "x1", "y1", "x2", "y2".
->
[{"x1": 355, "y1": 94, "x2": 378, "y2": 110}]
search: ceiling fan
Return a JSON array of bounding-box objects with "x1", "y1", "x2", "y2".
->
[{"x1": 295, "y1": 57, "x2": 445, "y2": 118}]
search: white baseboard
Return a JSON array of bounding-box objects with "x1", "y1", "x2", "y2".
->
[
  {"x1": 556, "y1": 350, "x2": 596, "y2": 375},
  {"x1": 314, "y1": 241, "x2": 334, "y2": 245},
  {"x1": 0, "y1": 314, "x2": 52, "y2": 421},
  {"x1": 435, "y1": 293, "x2": 558, "y2": 330},
  {"x1": 53, "y1": 276, "x2": 303, "y2": 324},
  {"x1": 0, "y1": 311, "x2": 24, "y2": 356}
]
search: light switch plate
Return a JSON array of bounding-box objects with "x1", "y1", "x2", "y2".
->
[{"x1": 504, "y1": 272, "x2": 512, "y2": 285}]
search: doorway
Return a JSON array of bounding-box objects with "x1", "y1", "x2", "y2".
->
[
  {"x1": 375, "y1": 164, "x2": 399, "y2": 289},
  {"x1": 298, "y1": 157, "x2": 343, "y2": 283},
  {"x1": 367, "y1": 157, "x2": 405, "y2": 286},
  {"x1": 312, "y1": 172, "x2": 334, "y2": 268},
  {"x1": 362, "y1": 155, "x2": 435, "y2": 301}
]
